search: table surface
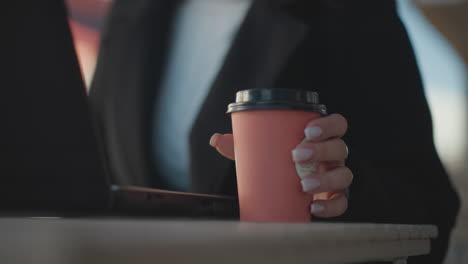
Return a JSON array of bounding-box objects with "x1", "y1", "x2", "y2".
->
[{"x1": 0, "y1": 218, "x2": 438, "y2": 264}]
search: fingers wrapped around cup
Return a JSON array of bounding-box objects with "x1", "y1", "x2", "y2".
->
[{"x1": 292, "y1": 113, "x2": 352, "y2": 218}]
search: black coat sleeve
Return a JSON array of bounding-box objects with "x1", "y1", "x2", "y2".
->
[
  {"x1": 273, "y1": 2, "x2": 461, "y2": 263},
  {"x1": 315, "y1": 6, "x2": 461, "y2": 264}
]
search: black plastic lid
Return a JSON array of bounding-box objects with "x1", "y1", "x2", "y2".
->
[{"x1": 227, "y1": 89, "x2": 327, "y2": 115}]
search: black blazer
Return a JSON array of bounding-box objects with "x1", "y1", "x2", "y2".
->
[{"x1": 90, "y1": 0, "x2": 460, "y2": 262}]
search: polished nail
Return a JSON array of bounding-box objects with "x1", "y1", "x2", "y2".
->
[
  {"x1": 310, "y1": 203, "x2": 325, "y2": 214},
  {"x1": 301, "y1": 178, "x2": 320, "y2": 192},
  {"x1": 292, "y1": 148, "x2": 313, "y2": 162},
  {"x1": 304, "y1": 126, "x2": 322, "y2": 141},
  {"x1": 295, "y1": 161, "x2": 317, "y2": 179}
]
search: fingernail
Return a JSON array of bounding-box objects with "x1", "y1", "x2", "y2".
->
[
  {"x1": 311, "y1": 203, "x2": 325, "y2": 214},
  {"x1": 292, "y1": 148, "x2": 313, "y2": 162},
  {"x1": 209, "y1": 133, "x2": 220, "y2": 147},
  {"x1": 301, "y1": 178, "x2": 320, "y2": 192},
  {"x1": 304, "y1": 126, "x2": 322, "y2": 141},
  {"x1": 295, "y1": 161, "x2": 317, "y2": 179}
]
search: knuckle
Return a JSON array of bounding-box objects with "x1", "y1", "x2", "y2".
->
[
  {"x1": 340, "y1": 167, "x2": 353, "y2": 187},
  {"x1": 338, "y1": 196, "x2": 349, "y2": 214},
  {"x1": 335, "y1": 139, "x2": 348, "y2": 158},
  {"x1": 330, "y1": 195, "x2": 348, "y2": 217},
  {"x1": 328, "y1": 138, "x2": 346, "y2": 159},
  {"x1": 335, "y1": 138, "x2": 346, "y2": 148},
  {"x1": 334, "y1": 114, "x2": 348, "y2": 131},
  {"x1": 327, "y1": 167, "x2": 352, "y2": 190},
  {"x1": 325, "y1": 203, "x2": 338, "y2": 218}
]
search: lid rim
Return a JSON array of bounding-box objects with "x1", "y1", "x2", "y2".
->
[
  {"x1": 227, "y1": 103, "x2": 327, "y2": 115},
  {"x1": 227, "y1": 89, "x2": 327, "y2": 115}
]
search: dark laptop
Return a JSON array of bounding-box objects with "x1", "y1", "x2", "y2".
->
[{"x1": 1, "y1": 0, "x2": 238, "y2": 218}]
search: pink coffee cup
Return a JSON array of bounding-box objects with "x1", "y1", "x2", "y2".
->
[{"x1": 227, "y1": 89, "x2": 327, "y2": 222}]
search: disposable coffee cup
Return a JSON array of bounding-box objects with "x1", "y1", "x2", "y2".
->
[{"x1": 227, "y1": 89, "x2": 327, "y2": 222}]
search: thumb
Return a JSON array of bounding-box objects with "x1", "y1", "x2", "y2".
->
[{"x1": 209, "y1": 133, "x2": 235, "y2": 160}]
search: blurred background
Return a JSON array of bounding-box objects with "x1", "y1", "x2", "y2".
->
[{"x1": 65, "y1": 0, "x2": 467, "y2": 263}]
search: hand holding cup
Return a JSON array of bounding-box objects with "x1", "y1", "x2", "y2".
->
[
  {"x1": 211, "y1": 89, "x2": 352, "y2": 221},
  {"x1": 211, "y1": 113, "x2": 351, "y2": 218}
]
